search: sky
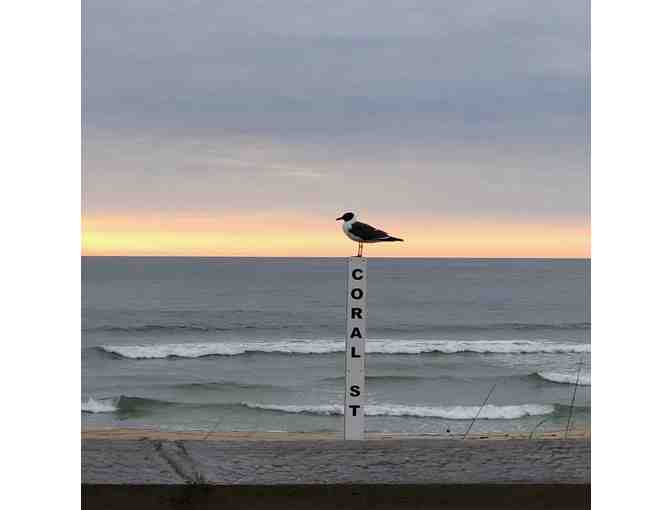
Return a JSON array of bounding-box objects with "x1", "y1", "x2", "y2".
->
[{"x1": 83, "y1": 0, "x2": 590, "y2": 257}]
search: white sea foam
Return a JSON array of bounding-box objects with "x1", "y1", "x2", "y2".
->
[
  {"x1": 99, "y1": 339, "x2": 589, "y2": 359},
  {"x1": 82, "y1": 397, "x2": 118, "y2": 413},
  {"x1": 536, "y1": 371, "x2": 591, "y2": 386},
  {"x1": 240, "y1": 402, "x2": 555, "y2": 420}
]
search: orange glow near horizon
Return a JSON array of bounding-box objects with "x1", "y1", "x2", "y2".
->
[{"x1": 82, "y1": 213, "x2": 590, "y2": 258}]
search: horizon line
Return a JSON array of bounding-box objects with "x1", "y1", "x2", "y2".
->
[{"x1": 81, "y1": 254, "x2": 591, "y2": 260}]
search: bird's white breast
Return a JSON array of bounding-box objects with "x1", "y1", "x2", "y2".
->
[{"x1": 342, "y1": 221, "x2": 362, "y2": 241}]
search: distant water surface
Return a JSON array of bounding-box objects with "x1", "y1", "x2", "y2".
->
[{"x1": 82, "y1": 257, "x2": 590, "y2": 435}]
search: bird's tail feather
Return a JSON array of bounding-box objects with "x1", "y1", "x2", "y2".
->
[{"x1": 384, "y1": 237, "x2": 404, "y2": 242}]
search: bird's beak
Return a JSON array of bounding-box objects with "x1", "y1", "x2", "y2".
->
[{"x1": 336, "y1": 216, "x2": 344, "y2": 221}]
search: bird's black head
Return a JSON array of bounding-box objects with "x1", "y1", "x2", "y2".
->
[{"x1": 336, "y1": 212, "x2": 355, "y2": 222}]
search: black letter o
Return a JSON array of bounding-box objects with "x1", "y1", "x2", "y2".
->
[{"x1": 351, "y1": 288, "x2": 363, "y2": 299}]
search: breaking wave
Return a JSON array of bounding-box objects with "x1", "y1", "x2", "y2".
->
[
  {"x1": 82, "y1": 395, "x2": 183, "y2": 414},
  {"x1": 97, "y1": 339, "x2": 589, "y2": 359},
  {"x1": 240, "y1": 402, "x2": 555, "y2": 420},
  {"x1": 82, "y1": 395, "x2": 586, "y2": 420},
  {"x1": 82, "y1": 397, "x2": 119, "y2": 413},
  {"x1": 81, "y1": 395, "x2": 193, "y2": 414},
  {"x1": 535, "y1": 371, "x2": 591, "y2": 386}
]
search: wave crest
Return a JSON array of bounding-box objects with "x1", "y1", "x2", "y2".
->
[
  {"x1": 536, "y1": 371, "x2": 591, "y2": 386},
  {"x1": 82, "y1": 395, "x2": 577, "y2": 420},
  {"x1": 82, "y1": 397, "x2": 118, "y2": 413},
  {"x1": 98, "y1": 340, "x2": 590, "y2": 360},
  {"x1": 241, "y1": 402, "x2": 555, "y2": 420}
]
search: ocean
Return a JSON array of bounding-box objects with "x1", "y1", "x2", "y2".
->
[{"x1": 82, "y1": 257, "x2": 590, "y2": 436}]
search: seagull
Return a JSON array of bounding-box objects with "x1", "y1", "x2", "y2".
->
[{"x1": 336, "y1": 212, "x2": 404, "y2": 257}]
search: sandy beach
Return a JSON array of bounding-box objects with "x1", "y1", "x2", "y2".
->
[
  {"x1": 83, "y1": 427, "x2": 590, "y2": 442},
  {"x1": 83, "y1": 428, "x2": 589, "y2": 508}
]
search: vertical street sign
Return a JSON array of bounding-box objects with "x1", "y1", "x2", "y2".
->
[{"x1": 345, "y1": 256, "x2": 367, "y2": 440}]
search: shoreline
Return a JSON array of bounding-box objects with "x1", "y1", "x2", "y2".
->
[{"x1": 82, "y1": 427, "x2": 590, "y2": 442}]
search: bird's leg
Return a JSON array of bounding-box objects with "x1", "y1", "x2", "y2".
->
[{"x1": 357, "y1": 242, "x2": 363, "y2": 257}]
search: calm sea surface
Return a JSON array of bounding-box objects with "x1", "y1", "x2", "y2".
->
[{"x1": 82, "y1": 257, "x2": 590, "y2": 435}]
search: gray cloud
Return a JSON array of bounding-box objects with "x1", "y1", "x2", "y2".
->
[{"x1": 83, "y1": 0, "x2": 589, "y2": 222}]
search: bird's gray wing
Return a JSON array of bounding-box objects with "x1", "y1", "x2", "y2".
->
[{"x1": 350, "y1": 222, "x2": 390, "y2": 240}]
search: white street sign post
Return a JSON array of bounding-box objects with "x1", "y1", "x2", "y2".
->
[{"x1": 345, "y1": 256, "x2": 367, "y2": 440}]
